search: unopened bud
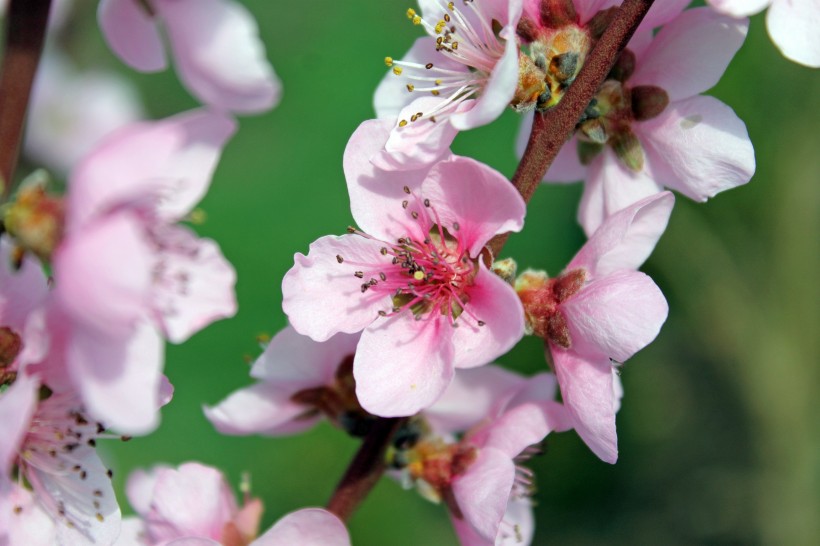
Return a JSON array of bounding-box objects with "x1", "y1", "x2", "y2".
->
[
  {"x1": 578, "y1": 141, "x2": 604, "y2": 166},
  {"x1": 492, "y1": 257, "x2": 518, "y2": 284},
  {"x1": 609, "y1": 49, "x2": 636, "y2": 83},
  {"x1": 579, "y1": 118, "x2": 608, "y2": 144},
  {"x1": 612, "y1": 129, "x2": 645, "y2": 172},
  {"x1": 631, "y1": 85, "x2": 670, "y2": 121},
  {"x1": 586, "y1": 7, "x2": 618, "y2": 39}
]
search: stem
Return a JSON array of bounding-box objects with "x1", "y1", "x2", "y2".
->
[
  {"x1": 488, "y1": 0, "x2": 655, "y2": 256},
  {"x1": 326, "y1": 417, "x2": 406, "y2": 522},
  {"x1": 0, "y1": 0, "x2": 52, "y2": 200}
]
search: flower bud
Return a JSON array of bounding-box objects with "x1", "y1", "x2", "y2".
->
[{"x1": 4, "y1": 178, "x2": 64, "y2": 262}]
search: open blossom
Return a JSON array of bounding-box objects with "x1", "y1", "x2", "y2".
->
[
  {"x1": 117, "y1": 462, "x2": 350, "y2": 546},
  {"x1": 282, "y1": 121, "x2": 526, "y2": 417},
  {"x1": 516, "y1": 192, "x2": 673, "y2": 462},
  {"x1": 24, "y1": 51, "x2": 144, "y2": 176},
  {"x1": 98, "y1": 0, "x2": 281, "y2": 113},
  {"x1": 372, "y1": 0, "x2": 527, "y2": 169},
  {"x1": 205, "y1": 326, "x2": 372, "y2": 438},
  {"x1": 31, "y1": 109, "x2": 236, "y2": 434},
  {"x1": 0, "y1": 373, "x2": 121, "y2": 545},
  {"x1": 390, "y1": 367, "x2": 571, "y2": 544},
  {"x1": 707, "y1": 0, "x2": 820, "y2": 67},
  {"x1": 520, "y1": 6, "x2": 755, "y2": 235}
]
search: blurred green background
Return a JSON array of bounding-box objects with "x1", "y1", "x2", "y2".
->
[{"x1": 21, "y1": 1, "x2": 820, "y2": 544}]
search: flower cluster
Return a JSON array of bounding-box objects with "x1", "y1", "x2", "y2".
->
[{"x1": 0, "y1": 0, "x2": 811, "y2": 544}]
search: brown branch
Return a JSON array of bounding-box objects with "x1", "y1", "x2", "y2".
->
[
  {"x1": 0, "y1": 0, "x2": 52, "y2": 201},
  {"x1": 488, "y1": 0, "x2": 655, "y2": 256},
  {"x1": 326, "y1": 416, "x2": 406, "y2": 522}
]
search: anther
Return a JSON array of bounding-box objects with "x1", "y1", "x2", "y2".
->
[
  {"x1": 384, "y1": 56, "x2": 394, "y2": 67},
  {"x1": 411, "y1": 211, "x2": 419, "y2": 219},
  {"x1": 425, "y1": 63, "x2": 434, "y2": 69},
  {"x1": 406, "y1": 84, "x2": 415, "y2": 92},
  {"x1": 354, "y1": 271, "x2": 364, "y2": 278},
  {"x1": 380, "y1": 247, "x2": 388, "y2": 255},
  {"x1": 406, "y1": 8, "x2": 416, "y2": 19},
  {"x1": 453, "y1": 222, "x2": 460, "y2": 230},
  {"x1": 423, "y1": 199, "x2": 430, "y2": 207},
  {"x1": 96, "y1": 513, "x2": 104, "y2": 522},
  {"x1": 444, "y1": 13, "x2": 450, "y2": 22},
  {"x1": 378, "y1": 310, "x2": 387, "y2": 316},
  {"x1": 403, "y1": 186, "x2": 411, "y2": 194},
  {"x1": 393, "y1": 66, "x2": 403, "y2": 75},
  {"x1": 336, "y1": 255, "x2": 344, "y2": 263},
  {"x1": 478, "y1": 321, "x2": 486, "y2": 326},
  {"x1": 347, "y1": 226, "x2": 356, "y2": 233},
  {"x1": 380, "y1": 272, "x2": 387, "y2": 281},
  {"x1": 412, "y1": 15, "x2": 421, "y2": 25},
  {"x1": 399, "y1": 120, "x2": 408, "y2": 127}
]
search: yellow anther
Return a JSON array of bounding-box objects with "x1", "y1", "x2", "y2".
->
[
  {"x1": 435, "y1": 79, "x2": 442, "y2": 85},
  {"x1": 412, "y1": 15, "x2": 421, "y2": 25},
  {"x1": 413, "y1": 271, "x2": 425, "y2": 281},
  {"x1": 452, "y1": 42, "x2": 459, "y2": 50},
  {"x1": 385, "y1": 56, "x2": 394, "y2": 67},
  {"x1": 406, "y1": 84, "x2": 415, "y2": 92},
  {"x1": 393, "y1": 66, "x2": 403, "y2": 75},
  {"x1": 431, "y1": 90, "x2": 440, "y2": 96},
  {"x1": 406, "y1": 8, "x2": 416, "y2": 19},
  {"x1": 399, "y1": 119, "x2": 408, "y2": 127},
  {"x1": 435, "y1": 21, "x2": 446, "y2": 33},
  {"x1": 448, "y1": 2, "x2": 454, "y2": 9}
]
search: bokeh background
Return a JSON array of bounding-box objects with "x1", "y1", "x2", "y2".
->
[{"x1": 15, "y1": 1, "x2": 819, "y2": 544}]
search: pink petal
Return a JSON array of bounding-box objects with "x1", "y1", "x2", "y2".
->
[
  {"x1": 0, "y1": 237, "x2": 48, "y2": 336},
  {"x1": 631, "y1": 8, "x2": 748, "y2": 102},
  {"x1": 451, "y1": 447, "x2": 516, "y2": 543},
  {"x1": 450, "y1": 17, "x2": 521, "y2": 130},
  {"x1": 471, "y1": 400, "x2": 570, "y2": 458},
  {"x1": 251, "y1": 326, "x2": 359, "y2": 386},
  {"x1": 573, "y1": 0, "x2": 620, "y2": 23},
  {"x1": 577, "y1": 151, "x2": 664, "y2": 236},
  {"x1": 152, "y1": 227, "x2": 237, "y2": 343},
  {"x1": 254, "y1": 508, "x2": 350, "y2": 546},
  {"x1": 451, "y1": 491, "x2": 534, "y2": 546},
  {"x1": 569, "y1": 192, "x2": 674, "y2": 276},
  {"x1": 0, "y1": 485, "x2": 57, "y2": 545},
  {"x1": 637, "y1": 0, "x2": 691, "y2": 30},
  {"x1": 68, "y1": 109, "x2": 236, "y2": 229},
  {"x1": 371, "y1": 97, "x2": 469, "y2": 171},
  {"x1": 282, "y1": 235, "x2": 392, "y2": 342},
  {"x1": 767, "y1": 0, "x2": 820, "y2": 68},
  {"x1": 204, "y1": 383, "x2": 322, "y2": 437},
  {"x1": 97, "y1": 0, "x2": 167, "y2": 72},
  {"x1": 156, "y1": 0, "x2": 281, "y2": 113},
  {"x1": 550, "y1": 347, "x2": 618, "y2": 463},
  {"x1": 422, "y1": 157, "x2": 525, "y2": 256},
  {"x1": 354, "y1": 315, "x2": 455, "y2": 417},
  {"x1": 640, "y1": 96, "x2": 755, "y2": 202},
  {"x1": 147, "y1": 463, "x2": 237, "y2": 542},
  {"x1": 126, "y1": 467, "x2": 166, "y2": 517},
  {"x1": 707, "y1": 0, "x2": 770, "y2": 17},
  {"x1": 561, "y1": 270, "x2": 668, "y2": 363},
  {"x1": 424, "y1": 365, "x2": 526, "y2": 435},
  {"x1": 373, "y1": 37, "x2": 468, "y2": 119},
  {"x1": 166, "y1": 539, "x2": 221, "y2": 546},
  {"x1": 450, "y1": 263, "x2": 525, "y2": 368},
  {"x1": 343, "y1": 119, "x2": 432, "y2": 240},
  {"x1": 114, "y1": 517, "x2": 148, "y2": 546},
  {"x1": 68, "y1": 321, "x2": 165, "y2": 435},
  {"x1": 54, "y1": 212, "x2": 153, "y2": 338},
  {"x1": 0, "y1": 372, "x2": 37, "y2": 475}
]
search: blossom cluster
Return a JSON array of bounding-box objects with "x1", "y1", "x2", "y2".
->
[{"x1": 0, "y1": 0, "x2": 813, "y2": 544}]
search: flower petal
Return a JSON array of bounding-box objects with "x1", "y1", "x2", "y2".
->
[
  {"x1": 152, "y1": 227, "x2": 237, "y2": 343},
  {"x1": 204, "y1": 383, "x2": 322, "y2": 437},
  {"x1": 343, "y1": 119, "x2": 432, "y2": 240},
  {"x1": 255, "y1": 508, "x2": 350, "y2": 546},
  {"x1": 577, "y1": 151, "x2": 664, "y2": 236},
  {"x1": 282, "y1": 235, "x2": 392, "y2": 342},
  {"x1": 354, "y1": 315, "x2": 455, "y2": 417},
  {"x1": 156, "y1": 0, "x2": 281, "y2": 113},
  {"x1": 631, "y1": 8, "x2": 748, "y2": 101},
  {"x1": 97, "y1": 0, "x2": 167, "y2": 72},
  {"x1": 0, "y1": 485, "x2": 57, "y2": 546},
  {"x1": 562, "y1": 270, "x2": 668, "y2": 363},
  {"x1": 640, "y1": 95, "x2": 755, "y2": 202},
  {"x1": 569, "y1": 192, "x2": 674, "y2": 276},
  {"x1": 0, "y1": 237, "x2": 48, "y2": 338},
  {"x1": 450, "y1": 263, "x2": 525, "y2": 369},
  {"x1": 766, "y1": 0, "x2": 820, "y2": 68},
  {"x1": 0, "y1": 372, "x2": 38, "y2": 476},
  {"x1": 471, "y1": 400, "x2": 570, "y2": 458},
  {"x1": 550, "y1": 347, "x2": 618, "y2": 463},
  {"x1": 422, "y1": 157, "x2": 525, "y2": 256},
  {"x1": 68, "y1": 109, "x2": 236, "y2": 229},
  {"x1": 707, "y1": 0, "x2": 770, "y2": 17},
  {"x1": 451, "y1": 447, "x2": 516, "y2": 543}
]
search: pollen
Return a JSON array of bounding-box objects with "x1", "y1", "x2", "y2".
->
[
  {"x1": 413, "y1": 271, "x2": 425, "y2": 281},
  {"x1": 406, "y1": 8, "x2": 416, "y2": 19},
  {"x1": 412, "y1": 15, "x2": 421, "y2": 25},
  {"x1": 392, "y1": 66, "x2": 403, "y2": 75},
  {"x1": 385, "y1": 56, "x2": 394, "y2": 67}
]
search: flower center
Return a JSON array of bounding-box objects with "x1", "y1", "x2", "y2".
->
[
  {"x1": 515, "y1": 268, "x2": 586, "y2": 347},
  {"x1": 386, "y1": 1, "x2": 507, "y2": 125}
]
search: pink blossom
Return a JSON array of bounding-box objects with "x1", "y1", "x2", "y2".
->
[
  {"x1": 522, "y1": 7, "x2": 755, "y2": 235},
  {"x1": 707, "y1": 0, "x2": 820, "y2": 67},
  {"x1": 205, "y1": 325, "x2": 367, "y2": 437},
  {"x1": 372, "y1": 0, "x2": 524, "y2": 169},
  {"x1": 282, "y1": 121, "x2": 526, "y2": 417},
  {"x1": 391, "y1": 368, "x2": 571, "y2": 544},
  {"x1": 0, "y1": 373, "x2": 122, "y2": 545},
  {"x1": 517, "y1": 192, "x2": 673, "y2": 462},
  {"x1": 35, "y1": 109, "x2": 235, "y2": 434},
  {"x1": 24, "y1": 51, "x2": 144, "y2": 176},
  {"x1": 117, "y1": 462, "x2": 350, "y2": 546},
  {"x1": 98, "y1": 0, "x2": 281, "y2": 113}
]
